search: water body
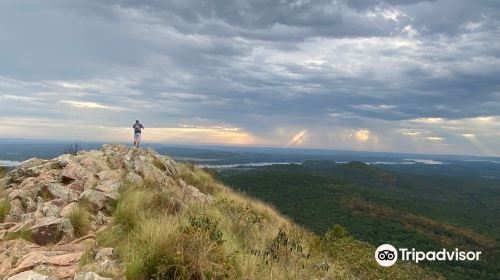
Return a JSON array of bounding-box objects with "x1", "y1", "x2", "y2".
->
[
  {"x1": 0, "y1": 160, "x2": 22, "y2": 167},
  {"x1": 197, "y1": 162, "x2": 303, "y2": 168},
  {"x1": 198, "y1": 159, "x2": 446, "y2": 169}
]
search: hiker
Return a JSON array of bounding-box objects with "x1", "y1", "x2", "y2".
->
[{"x1": 133, "y1": 120, "x2": 144, "y2": 148}]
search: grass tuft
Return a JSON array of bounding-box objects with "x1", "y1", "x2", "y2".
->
[
  {"x1": 0, "y1": 198, "x2": 10, "y2": 223},
  {"x1": 67, "y1": 206, "x2": 92, "y2": 237},
  {"x1": 178, "y1": 163, "x2": 220, "y2": 195},
  {"x1": 152, "y1": 157, "x2": 167, "y2": 171},
  {"x1": 5, "y1": 227, "x2": 32, "y2": 241}
]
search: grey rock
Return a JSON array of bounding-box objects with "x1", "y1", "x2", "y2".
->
[
  {"x1": 39, "y1": 183, "x2": 69, "y2": 201},
  {"x1": 7, "y1": 270, "x2": 50, "y2": 280},
  {"x1": 9, "y1": 199, "x2": 24, "y2": 219},
  {"x1": 125, "y1": 172, "x2": 143, "y2": 186},
  {"x1": 41, "y1": 202, "x2": 61, "y2": 217},
  {"x1": 79, "y1": 190, "x2": 109, "y2": 211},
  {"x1": 73, "y1": 272, "x2": 112, "y2": 280}
]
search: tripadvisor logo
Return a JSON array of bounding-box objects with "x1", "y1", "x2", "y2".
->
[
  {"x1": 375, "y1": 244, "x2": 482, "y2": 267},
  {"x1": 375, "y1": 244, "x2": 398, "y2": 267}
]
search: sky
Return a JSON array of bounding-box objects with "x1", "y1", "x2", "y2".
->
[{"x1": 0, "y1": 0, "x2": 499, "y2": 156}]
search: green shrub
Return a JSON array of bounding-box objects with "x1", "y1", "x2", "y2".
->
[
  {"x1": 5, "y1": 227, "x2": 32, "y2": 241},
  {"x1": 67, "y1": 206, "x2": 92, "y2": 237},
  {"x1": 323, "y1": 224, "x2": 349, "y2": 244},
  {"x1": 0, "y1": 198, "x2": 10, "y2": 223}
]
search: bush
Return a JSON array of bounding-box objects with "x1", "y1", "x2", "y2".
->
[
  {"x1": 67, "y1": 206, "x2": 92, "y2": 237},
  {"x1": 114, "y1": 184, "x2": 156, "y2": 231},
  {"x1": 64, "y1": 140, "x2": 82, "y2": 155},
  {"x1": 0, "y1": 198, "x2": 10, "y2": 223},
  {"x1": 323, "y1": 224, "x2": 349, "y2": 244}
]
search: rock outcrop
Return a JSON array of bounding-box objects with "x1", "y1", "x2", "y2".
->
[{"x1": 0, "y1": 144, "x2": 212, "y2": 279}]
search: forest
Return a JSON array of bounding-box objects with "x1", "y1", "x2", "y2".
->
[{"x1": 218, "y1": 161, "x2": 500, "y2": 279}]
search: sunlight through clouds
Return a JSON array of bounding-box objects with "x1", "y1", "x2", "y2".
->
[{"x1": 287, "y1": 129, "x2": 309, "y2": 147}]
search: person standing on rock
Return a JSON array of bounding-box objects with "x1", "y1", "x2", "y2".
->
[{"x1": 133, "y1": 120, "x2": 144, "y2": 148}]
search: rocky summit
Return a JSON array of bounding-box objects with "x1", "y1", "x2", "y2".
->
[
  {"x1": 0, "y1": 144, "x2": 437, "y2": 280},
  {"x1": 0, "y1": 144, "x2": 212, "y2": 279}
]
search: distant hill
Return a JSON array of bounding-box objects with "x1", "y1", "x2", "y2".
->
[
  {"x1": 0, "y1": 145, "x2": 438, "y2": 279},
  {"x1": 220, "y1": 161, "x2": 500, "y2": 280}
]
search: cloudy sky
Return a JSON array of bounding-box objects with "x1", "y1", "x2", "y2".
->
[{"x1": 1, "y1": 0, "x2": 499, "y2": 156}]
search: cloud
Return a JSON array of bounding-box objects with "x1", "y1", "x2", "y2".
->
[
  {"x1": 287, "y1": 129, "x2": 309, "y2": 147},
  {"x1": 426, "y1": 136, "x2": 444, "y2": 141},
  {"x1": 0, "y1": 0, "x2": 499, "y2": 155},
  {"x1": 59, "y1": 100, "x2": 124, "y2": 111}
]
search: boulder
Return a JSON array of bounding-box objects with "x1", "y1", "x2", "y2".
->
[
  {"x1": 79, "y1": 157, "x2": 108, "y2": 174},
  {"x1": 41, "y1": 202, "x2": 60, "y2": 218},
  {"x1": 25, "y1": 162, "x2": 59, "y2": 178},
  {"x1": 56, "y1": 154, "x2": 73, "y2": 168},
  {"x1": 6, "y1": 199, "x2": 23, "y2": 222},
  {"x1": 60, "y1": 163, "x2": 87, "y2": 182},
  {"x1": 8, "y1": 189, "x2": 33, "y2": 202},
  {"x1": 96, "y1": 170, "x2": 122, "y2": 181},
  {"x1": 125, "y1": 172, "x2": 143, "y2": 186},
  {"x1": 178, "y1": 179, "x2": 214, "y2": 203},
  {"x1": 7, "y1": 270, "x2": 49, "y2": 280},
  {"x1": 20, "y1": 158, "x2": 46, "y2": 169},
  {"x1": 67, "y1": 182, "x2": 84, "y2": 193},
  {"x1": 95, "y1": 180, "x2": 120, "y2": 200},
  {"x1": 74, "y1": 272, "x2": 111, "y2": 280},
  {"x1": 29, "y1": 217, "x2": 74, "y2": 245},
  {"x1": 9, "y1": 199, "x2": 24, "y2": 217},
  {"x1": 39, "y1": 183, "x2": 69, "y2": 201},
  {"x1": 94, "y1": 247, "x2": 114, "y2": 261},
  {"x1": 79, "y1": 190, "x2": 109, "y2": 211},
  {"x1": 23, "y1": 197, "x2": 37, "y2": 213},
  {"x1": 9, "y1": 250, "x2": 82, "y2": 279},
  {"x1": 20, "y1": 213, "x2": 35, "y2": 222},
  {"x1": 95, "y1": 211, "x2": 111, "y2": 226}
]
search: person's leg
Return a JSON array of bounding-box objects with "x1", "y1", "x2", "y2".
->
[
  {"x1": 133, "y1": 134, "x2": 139, "y2": 148},
  {"x1": 136, "y1": 134, "x2": 141, "y2": 148}
]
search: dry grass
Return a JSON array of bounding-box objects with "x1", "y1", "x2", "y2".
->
[
  {"x1": 152, "y1": 157, "x2": 167, "y2": 171},
  {"x1": 0, "y1": 198, "x2": 9, "y2": 223},
  {"x1": 177, "y1": 163, "x2": 220, "y2": 195},
  {"x1": 67, "y1": 206, "x2": 92, "y2": 237},
  {"x1": 0, "y1": 174, "x2": 10, "y2": 222},
  {"x1": 97, "y1": 160, "x2": 440, "y2": 280}
]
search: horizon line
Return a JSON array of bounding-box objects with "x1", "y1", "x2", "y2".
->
[{"x1": 0, "y1": 137, "x2": 498, "y2": 159}]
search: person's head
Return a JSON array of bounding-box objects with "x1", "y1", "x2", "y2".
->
[{"x1": 135, "y1": 120, "x2": 139, "y2": 123}]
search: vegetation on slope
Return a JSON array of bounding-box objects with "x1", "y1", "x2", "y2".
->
[
  {"x1": 96, "y1": 162, "x2": 437, "y2": 279},
  {"x1": 219, "y1": 161, "x2": 500, "y2": 280},
  {"x1": 0, "y1": 166, "x2": 10, "y2": 223}
]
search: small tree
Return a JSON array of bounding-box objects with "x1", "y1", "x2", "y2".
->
[
  {"x1": 323, "y1": 224, "x2": 348, "y2": 244},
  {"x1": 64, "y1": 140, "x2": 82, "y2": 155}
]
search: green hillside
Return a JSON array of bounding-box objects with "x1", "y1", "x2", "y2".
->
[{"x1": 219, "y1": 161, "x2": 500, "y2": 279}]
